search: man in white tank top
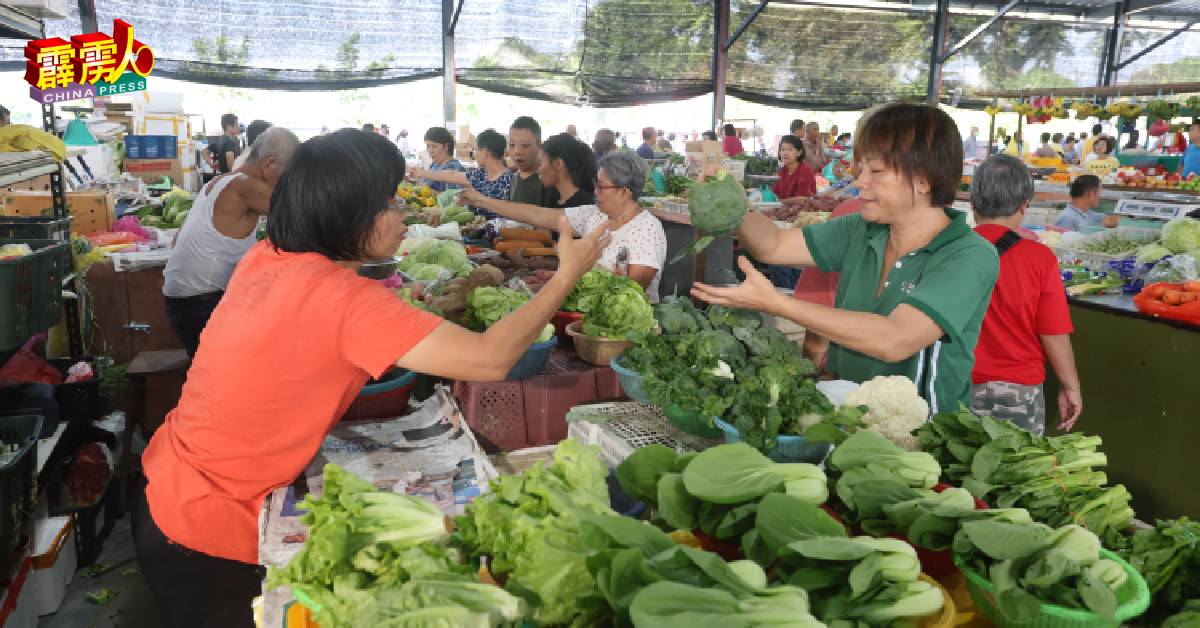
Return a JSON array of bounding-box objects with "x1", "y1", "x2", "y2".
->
[{"x1": 163, "y1": 127, "x2": 300, "y2": 357}]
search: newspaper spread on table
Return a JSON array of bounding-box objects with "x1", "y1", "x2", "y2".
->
[{"x1": 257, "y1": 384, "x2": 497, "y2": 628}]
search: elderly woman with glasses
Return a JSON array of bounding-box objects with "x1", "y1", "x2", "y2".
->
[{"x1": 463, "y1": 150, "x2": 667, "y2": 301}]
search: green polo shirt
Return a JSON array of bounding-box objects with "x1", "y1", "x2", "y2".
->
[
  {"x1": 509, "y1": 171, "x2": 544, "y2": 205},
  {"x1": 801, "y1": 209, "x2": 999, "y2": 414}
]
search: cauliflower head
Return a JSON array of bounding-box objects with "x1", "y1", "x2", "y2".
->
[{"x1": 843, "y1": 375, "x2": 930, "y2": 451}]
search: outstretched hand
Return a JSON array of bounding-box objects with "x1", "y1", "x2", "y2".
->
[
  {"x1": 691, "y1": 256, "x2": 783, "y2": 314},
  {"x1": 555, "y1": 215, "x2": 610, "y2": 279}
]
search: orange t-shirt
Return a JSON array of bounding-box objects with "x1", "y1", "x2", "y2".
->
[{"x1": 143, "y1": 240, "x2": 444, "y2": 564}]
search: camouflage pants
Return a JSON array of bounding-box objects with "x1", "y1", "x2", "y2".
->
[{"x1": 970, "y1": 382, "x2": 1046, "y2": 436}]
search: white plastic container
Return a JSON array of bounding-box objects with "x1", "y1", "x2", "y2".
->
[
  {"x1": 29, "y1": 514, "x2": 76, "y2": 616},
  {"x1": 0, "y1": 556, "x2": 36, "y2": 628}
]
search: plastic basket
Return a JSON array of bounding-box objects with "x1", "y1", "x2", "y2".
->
[
  {"x1": 609, "y1": 357, "x2": 649, "y2": 404},
  {"x1": 565, "y1": 321, "x2": 633, "y2": 367},
  {"x1": 713, "y1": 418, "x2": 831, "y2": 463},
  {"x1": 551, "y1": 310, "x2": 584, "y2": 346},
  {"x1": 48, "y1": 357, "x2": 103, "y2": 425},
  {"x1": 0, "y1": 239, "x2": 69, "y2": 351},
  {"x1": 917, "y1": 573, "x2": 956, "y2": 628},
  {"x1": 664, "y1": 404, "x2": 722, "y2": 439},
  {"x1": 505, "y1": 336, "x2": 557, "y2": 380},
  {"x1": 0, "y1": 415, "x2": 41, "y2": 553},
  {"x1": 954, "y1": 549, "x2": 1149, "y2": 628},
  {"x1": 341, "y1": 369, "x2": 419, "y2": 421},
  {"x1": 0, "y1": 217, "x2": 71, "y2": 241}
]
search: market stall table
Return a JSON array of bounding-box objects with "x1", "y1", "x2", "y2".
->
[{"x1": 1045, "y1": 293, "x2": 1200, "y2": 522}]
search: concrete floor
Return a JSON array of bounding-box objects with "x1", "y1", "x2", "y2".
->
[{"x1": 38, "y1": 496, "x2": 161, "y2": 628}]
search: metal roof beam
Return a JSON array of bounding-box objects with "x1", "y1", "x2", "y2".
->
[
  {"x1": 446, "y1": 0, "x2": 465, "y2": 36},
  {"x1": 940, "y1": 0, "x2": 1022, "y2": 62},
  {"x1": 725, "y1": 0, "x2": 769, "y2": 51},
  {"x1": 1115, "y1": 17, "x2": 1199, "y2": 69}
]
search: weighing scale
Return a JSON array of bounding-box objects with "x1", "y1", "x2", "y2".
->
[{"x1": 1113, "y1": 193, "x2": 1200, "y2": 221}]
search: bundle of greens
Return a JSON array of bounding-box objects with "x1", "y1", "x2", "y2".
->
[
  {"x1": 616, "y1": 443, "x2": 827, "y2": 543},
  {"x1": 464, "y1": 286, "x2": 554, "y2": 342},
  {"x1": 137, "y1": 187, "x2": 194, "y2": 228},
  {"x1": 266, "y1": 464, "x2": 525, "y2": 627},
  {"x1": 916, "y1": 408, "x2": 1134, "y2": 547},
  {"x1": 740, "y1": 493, "x2": 945, "y2": 625},
  {"x1": 398, "y1": 239, "x2": 473, "y2": 278},
  {"x1": 826, "y1": 430, "x2": 941, "y2": 522},
  {"x1": 744, "y1": 155, "x2": 780, "y2": 177},
  {"x1": 954, "y1": 520, "x2": 1132, "y2": 622},
  {"x1": 454, "y1": 439, "x2": 615, "y2": 625},
  {"x1": 619, "y1": 298, "x2": 828, "y2": 451},
  {"x1": 1120, "y1": 517, "x2": 1200, "y2": 621},
  {"x1": 671, "y1": 172, "x2": 749, "y2": 262},
  {"x1": 579, "y1": 513, "x2": 824, "y2": 627}
]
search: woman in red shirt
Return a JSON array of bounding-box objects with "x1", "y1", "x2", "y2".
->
[
  {"x1": 773, "y1": 135, "x2": 817, "y2": 201},
  {"x1": 132, "y1": 130, "x2": 608, "y2": 628},
  {"x1": 722, "y1": 123, "x2": 745, "y2": 157}
]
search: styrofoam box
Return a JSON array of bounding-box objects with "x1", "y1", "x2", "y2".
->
[
  {"x1": 139, "y1": 115, "x2": 190, "y2": 141},
  {"x1": 29, "y1": 515, "x2": 76, "y2": 616},
  {"x1": 0, "y1": 557, "x2": 36, "y2": 628},
  {"x1": 138, "y1": 91, "x2": 185, "y2": 114}
]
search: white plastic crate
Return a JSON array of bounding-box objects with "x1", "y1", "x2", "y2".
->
[
  {"x1": 0, "y1": 556, "x2": 35, "y2": 628},
  {"x1": 721, "y1": 159, "x2": 747, "y2": 182},
  {"x1": 566, "y1": 402, "x2": 721, "y2": 467},
  {"x1": 29, "y1": 514, "x2": 75, "y2": 616}
]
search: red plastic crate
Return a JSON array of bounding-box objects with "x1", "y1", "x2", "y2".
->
[
  {"x1": 594, "y1": 365, "x2": 624, "y2": 400},
  {"x1": 453, "y1": 380, "x2": 529, "y2": 451}
]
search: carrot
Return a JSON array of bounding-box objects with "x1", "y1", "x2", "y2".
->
[
  {"x1": 1183, "y1": 281, "x2": 1200, "y2": 293},
  {"x1": 520, "y1": 247, "x2": 557, "y2": 257},
  {"x1": 495, "y1": 239, "x2": 546, "y2": 252},
  {"x1": 499, "y1": 228, "x2": 553, "y2": 243},
  {"x1": 1163, "y1": 290, "x2": 1183, "y2": 305},
  {"x1": 1181, "y1": 292, "x2": 1199, "y2": 303},
  {"x1": 1151, "y1": 285, "x2": 1169, "y2": 298}
]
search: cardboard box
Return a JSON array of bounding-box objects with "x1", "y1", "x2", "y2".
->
[
  {"x1": 137, "y1": 114, "x2": 189, "y2": 140},
  {"x1": 105, "y1": 112, "x2": 134, "y2": 135},
  {"x1": 125, "y1": 158, "x2": 185, "y2": 187},
  {"x1": 1, "y1": 191, "x2": 114, "y2": 234},
  {"x1": 3, "y1": 174, "x2": 52, "y2": 193}
]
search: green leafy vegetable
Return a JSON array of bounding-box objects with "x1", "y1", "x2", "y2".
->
[
  {"x1": 628, "y1": 581, "x2": 824, "y2": 627},
  {"x1": 581, "y1": 278, "x2": 655, "y2": 340},
  {"x1": 1120, "y1": 517, "x2": 1200, "y2": 621},
  {"x1": 1163, "y1": 217, "x2": 1200, "y2": 254},
  {"x1": 672, "y1": 172, "x2": 749, "y2": 262},
  {"x1": 464, "y1": 287, "x2": 554, "y2": 342},
  {"x1": 398, "y1": 240, "x2": 473, "y2": 277},
  {"x1": 682, "y1": 444, "x2": 827, "y2": 506}
]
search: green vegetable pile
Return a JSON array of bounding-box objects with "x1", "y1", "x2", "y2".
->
[
  {"x1": 825, "y1": 431, "x2": 941, "y2": 523},
  {"x1": 266, "y1": 464, "x2": 526, "y2": 627},
  {"x1": 562, "y1": 269, "x2": 656, "y2": 340},
  {"x1": 916, "y1": 408, "x2": 1134, "y2": 548},
  {"x1": 619, "y1": 297, "x2": 828, "y2": 452},
  {"x1": 744, "y1": 155, "x2": 780, "y2": 177},
  {"x1": 617, "y1": 443, "x2": 828, "y2": 544},
  {"x1": 663, "y1": 174, "x2": 691, "y2": 197},
  {"x1": 136, "y1": 187, "x2": 193, "y2": 229},
  {"x1": 1162, "y1": 216, "x2": 1200, "y2": 258},
  {"x1": 1120, "y1": 517, "x2": 1200, "y2": 622},
  {"x1": 954, "y1": 520, "x2": 1133, "y2": 622},
  {"x1": 454, "y1": 439, "x2": 615, "y2": 625},
  {"x1": 398, "y1": 240, "x2": 473, "y2": 278},
  {"x1": 1080, "y1": 232, "x2": 1152, "y2": 256},
  {"x1": 672, "y1": 172, "x2": 749, "y2": 262},
  {"x1": 465, "y1": 286, "x2": 554, "y2": 342}
]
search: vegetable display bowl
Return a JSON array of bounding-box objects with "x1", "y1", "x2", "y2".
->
[
  {"x1": 341, "y1": 369, "x2": 419, "y2": 421},
  {"x1": 565, "y1": 321, "x2": 633, "y2": 366},
  {"x1": 916, "y1": 573, "x2": 956, "y2": 628},
  {"x1": 608, "y1": 356, "x2": 650, "y2": 405},
  {"x1": 551, "y1": 310, "x2": 584, "y2": 346},
  {"x1": 505, "y1": 336, "x2": 558, "y2": 380},
  {"x1": 664, "y1": 404, "x2": 723, "y2": 439},
  {"x1": 954, "y1": 549, "x2": 1149, "y2": 628},
  {"x1": 357, "y1": 256, "x2": 400, "y2": 280},
  {"x1": 713, "y1": 418, "x2": 831, "y2": 464}
]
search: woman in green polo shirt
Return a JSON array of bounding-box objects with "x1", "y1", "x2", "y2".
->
[{"x1": 692, "y1": 102, "x2": 999, "y2": 414}]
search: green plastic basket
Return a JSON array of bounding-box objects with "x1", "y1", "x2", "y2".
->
[
  {"x1": 0, "y1": 217, "x2": 72, "y2": 241},
  {"x1": 954, "y1": 549, "x2": 1149, "y2": 628},
  {"x1": 662, "y1": 403, "x2": 722, "y2": 438},
  {"x1": 714, "y1": 418, "x2": 831, "y2": 463},
  {"x1": 0, "y1": 415, "x2": 42, "y2": 553},
  {"x1": 0, "y1": 238, "x2": 69, "y2": 350}
]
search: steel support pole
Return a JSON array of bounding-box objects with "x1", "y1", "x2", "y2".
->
[
  {"x1": 1100, "y1": 0, "x2": 1130, "y2": 87},
  {"x1": 442, "y1": 0, "x2": 459, "y2": 130},
  {"x1": 712, "y1": 0, "x2": 730, "y2": 131},
  {"x1": 76, "y1": 0, "x2": 95, "y2": 33},
  {"x1": 926, "y1": 0, "x2": 950, "y2": 105}
]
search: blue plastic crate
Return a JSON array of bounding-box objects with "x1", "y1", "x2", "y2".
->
[
  {"x1": 125, "y1": 135, "x2": 178, "y2": 160},
  {"x1": 505, "y1": 336, "x2": 558, "y2": 380},
  {"x1": 714, "y1": 418, "x2": 831, "y2": 463}
]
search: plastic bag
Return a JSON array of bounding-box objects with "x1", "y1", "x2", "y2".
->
[
  {"x1": 1133, "y1": 282, "x2": 1200, "y2": 325},
  {"x1": 406, "y1": 223, "x2": 462, "y2": 240},
  {"x1": 0, "y1": 243, "x2": 32, "y2": 260},
  {"x1": 0, "y1": 336, "x2": 62, "y2": 385},
  {"x1": 1146, "y1": 255, "x2": 1198, "y2": 283}
]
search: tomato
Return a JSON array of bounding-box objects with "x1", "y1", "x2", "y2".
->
[{"x1": 1163, "y1": 290, "x2": 1183, "y2": 305}]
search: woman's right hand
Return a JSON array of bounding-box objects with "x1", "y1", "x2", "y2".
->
[
  {"x1": 555, "y1": 215, "x2": 610, "y2": 280},
  {"x1": 459, "y1": 187, "x2": 485, "y2": 207}
]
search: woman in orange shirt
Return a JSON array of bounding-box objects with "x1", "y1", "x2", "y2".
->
[{"x1": 131, "y1": 130, "x2": 608, "y2": 628}]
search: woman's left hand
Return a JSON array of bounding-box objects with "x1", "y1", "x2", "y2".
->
[{"x1": 691, "y1": 256, "x2": 784, "y2": 314}]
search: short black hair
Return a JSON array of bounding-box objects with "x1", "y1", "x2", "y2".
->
[
  {"x1": 423, "y1": 126, "x2": 455, "y2": 155},
  {"x1": 362, "y1": 123, "x2": 376, "y2": 133},
  {"x1": 246, "y1": 120, "x2": 272, "y2": 147},
  {"x1": 854, "y1": 101, "x2": 963, "y2": 207},
  {"x1": 510, "y1": 116, "x2": 541, "y2": 141},
  {"x1": 475, "y1": 129, "x2": 506, "y2": 161},
  {"x1": 542, "y1": 133, "x2": 597, "y2": 194},
  {"x1": 723, "y1": 123, "x2": 737, "y2": 137},
  {"x1": 702, "y1": 130, "x2": 718, "y2": 140},
  {"x1": 1040, "y1": 132, "x2": 1051, "y2": 143},
  {"x1": 266, "y1": 129, "x2": 405, "y2": 261},
  {"x1": 1092, "y1": 123, "x2": 1103, "y2": 135},
  {"x1": 778, "y1": 135, "x2": 805, "y2": 161},
  {"x1": 1051, "y1": 132, "x2": 1063, "y2": 143},
  {"x1": 1070, "y1": 174, "x2": 1101, "y2": 199},
  {"x1": 789, "y1": 119, "x2": 804, "y2": 134},
  {"x1": 221, "y1": 113, "x2": 238, "y2": 130}
]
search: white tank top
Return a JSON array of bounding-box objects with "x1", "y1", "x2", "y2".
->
[{"x1": 163, "y1": 173, "x2": 258, "y2": 298}]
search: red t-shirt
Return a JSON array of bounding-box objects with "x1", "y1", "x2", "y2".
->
[
  {"x1": 772, "y1": 163, "x2": 817, "y2": 200},
  {"x1": 143, "y1": 240, "x2": 444, "y2": 563},
  {"x1": 723, "y1": 135, "x2": 744, "y2": 157},
  {"x1": 971, "y1": 224, "x2": 1074, "y2": 386}
]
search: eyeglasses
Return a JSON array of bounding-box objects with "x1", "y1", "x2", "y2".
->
[{"x1": 596, "y1": 184, "x2": 622, "y2": 192}]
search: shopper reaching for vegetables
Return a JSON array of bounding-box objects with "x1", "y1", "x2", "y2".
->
[
  {"x1": 463, "y1": 150, "x2": 667, "y2": 301},
  {"x1": 132, "y1": 129, "x2": 609, "y2": 628},
  {"x1": 691, "y1": 102, "x2": 999, "y2": 415}
]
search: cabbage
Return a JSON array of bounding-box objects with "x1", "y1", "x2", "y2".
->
[
  {"x1": 1162, "y1": 217, "x2": 1200, "y2": 254},
  {"x1": 580, "y1": 284, "x2": 655, "y2": 340},
  {"x1": 671, "y1": 172, "x2": 748, "y2": 262},
  {"x1": 398, "y1": 240, "x2": 472, "y2": 277},
  {"x1": 403, "y1": 262, "x2": 452, "y2": 282},
  {"x1": 1135, "y1": 243, "x2": 1172, "y2": 265},
  {"x1": 436, "y1": 187, "x2": 462, "y2": 208}
]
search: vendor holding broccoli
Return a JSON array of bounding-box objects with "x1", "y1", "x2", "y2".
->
[
  {"x1": 691, "y1": 102, "x2": 999, "y2": 414},
  {"x1": 163, "y1": 127, "x2": 300, "y2": 357},
  {"x1": 134, "y1": 130, "x2": 610, "y2": 627}
]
